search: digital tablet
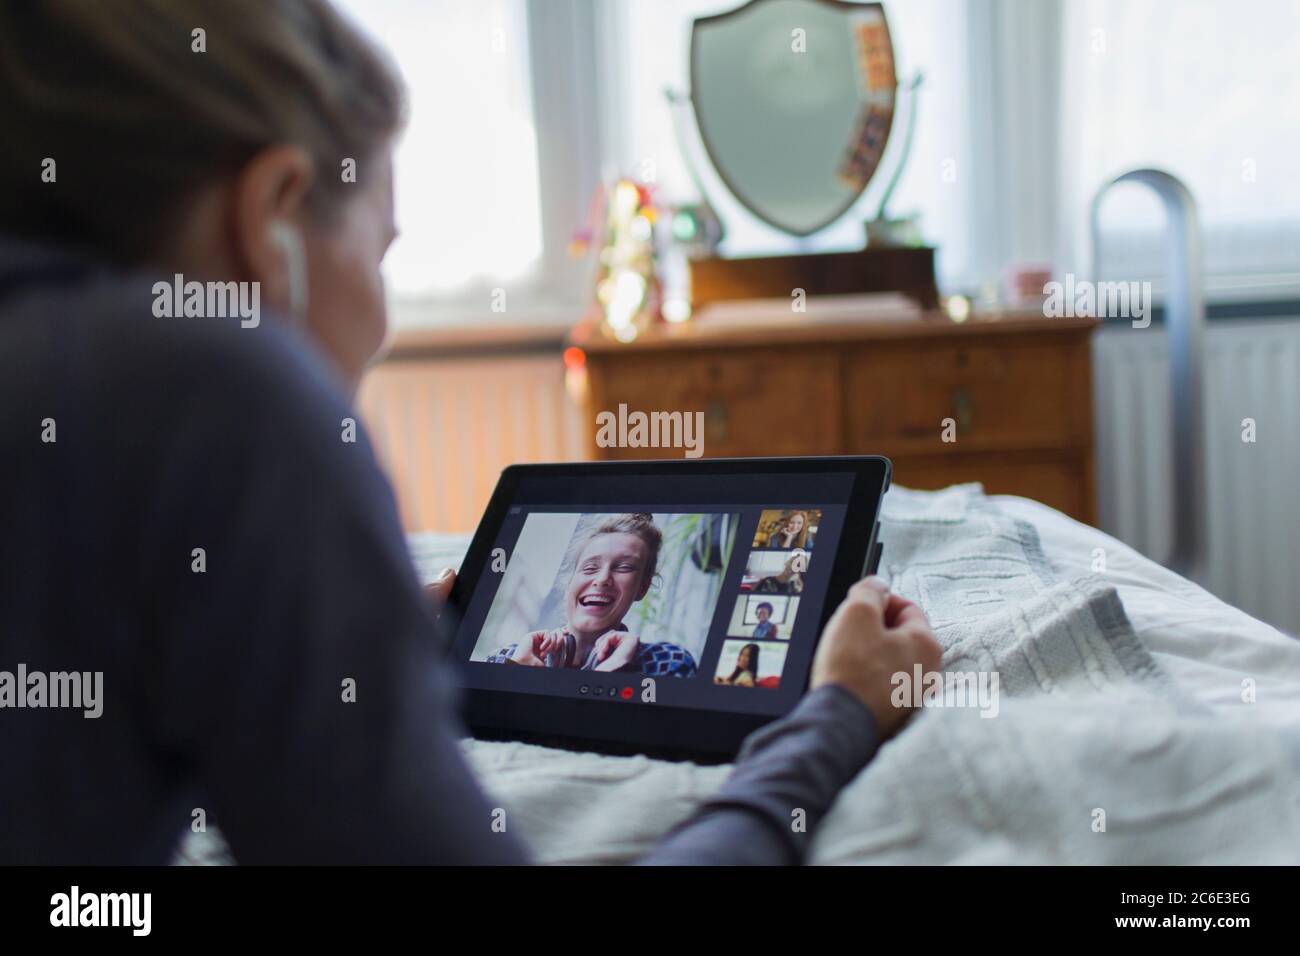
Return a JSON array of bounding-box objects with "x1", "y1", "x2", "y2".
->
[{"x1": 445, "y1": 456, "x2": 890, "y2": 761}]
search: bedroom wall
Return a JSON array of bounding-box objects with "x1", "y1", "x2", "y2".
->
[{"x1": 358, "y1": 352, "x2": 586, "y2": 534}]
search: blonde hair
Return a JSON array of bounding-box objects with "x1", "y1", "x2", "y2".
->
[
  {"x1": 574, "y1": 513, "x2": 663, "y2": 594},
  {"x1": 0, "y1": 0, "x2": 405, "y2": 264}
]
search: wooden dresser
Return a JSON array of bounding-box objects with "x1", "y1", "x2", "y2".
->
[{"x1": 572, "y1": 306, "x2": 1099, "y2": 524}]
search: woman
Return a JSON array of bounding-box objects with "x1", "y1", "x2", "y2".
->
[
  {"x1": 716, "y1": 643, "x2": 761, "y2": 687},
  {"x1": 487, "y1": 514, "x2": 697, "y2": 676},
  {"x1": 751, "y1": 603, "x2": 778, "y2": 639},
  {"x1": 0, "y1": 0, "x2": 941, "y2": 866},
  {"x1": 769, "y1": 511, "x2": 811, "y2": 550},
  {"x1": 1, "y1": 0, "x2": 398, "y2": 397}
]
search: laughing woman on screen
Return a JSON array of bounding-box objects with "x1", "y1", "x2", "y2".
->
[{"x1": 487, "y1": 514, "x2": 697, "y2": 677}]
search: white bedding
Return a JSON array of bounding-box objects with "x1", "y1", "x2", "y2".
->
[
  {"x1": 996, "y1": 495, "x2": 1300, "y2": 723},
  {"x1": 436, "y1": 485, "x2": 1300, "y2": 865}
]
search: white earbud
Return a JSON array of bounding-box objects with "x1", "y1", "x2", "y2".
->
[{"x1": 268, "y1": 220, "x2": 309, "y2": 329}]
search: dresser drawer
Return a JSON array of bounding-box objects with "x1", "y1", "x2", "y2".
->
[
  {"x1": 588, "y1": 351, "x2": 840, "y2": 458},
  {"x1": 891, "y1": 451, "x2": 1093, "y2": 523},
  {"x1": 844, "y1": 340, "x2": 1086, "y2": 453}
]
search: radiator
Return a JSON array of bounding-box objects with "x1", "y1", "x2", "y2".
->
[
  {"x1": 1094, "y1": 318, "x2": 1300, "y2": 636},
  {"x1": 357, "y1": 353, "x2": 586, "y2": 534}
]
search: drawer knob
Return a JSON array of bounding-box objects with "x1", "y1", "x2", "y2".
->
[
  {"x1": 951, "y1": 388, "x2": 974, "y2": 431},
  {"x1": 706, "y1": 401, "x2": 729, "y2": 443}
]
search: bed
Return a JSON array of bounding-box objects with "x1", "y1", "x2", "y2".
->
[{"x1": 182, "y1": 484, "x2": 1300, "y2": 865}]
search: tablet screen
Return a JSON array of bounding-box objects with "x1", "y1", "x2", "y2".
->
[{"x1": 452, "y1": 469, "x2": 857, "y2": 721}]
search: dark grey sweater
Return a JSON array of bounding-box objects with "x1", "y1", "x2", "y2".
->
[{"x1": 0, "y1": 239, "x2": 879, "y2": 865}]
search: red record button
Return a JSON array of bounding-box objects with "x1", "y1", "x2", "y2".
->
[{"x1": 620, "y1": 686, "x2": 633, "y2": 700}]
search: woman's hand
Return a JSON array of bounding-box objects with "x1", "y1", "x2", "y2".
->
[
  {"x1": 810, "y1": 576, "x2": 942, "y2": 738},
  {"x1": 508, "y1": 631, "x2": 549, "y2": 667},
  {"x1": 535, "y1": 629, "x2": 569, "y2": 659},
  {"x1": 592, "y1": 632, "x2": 640, "y2": 672},
  {"x1": 424, "y1": 568, "x2": 456, "y2": 609}
]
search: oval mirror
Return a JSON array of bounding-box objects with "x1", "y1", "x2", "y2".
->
[{"x1": 691, "y1": 0, "x2": 897, "y2": 237}]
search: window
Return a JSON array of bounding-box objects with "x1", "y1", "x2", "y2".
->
[
  {"x1": 333, "y1": 0, "x2": 543, "y2": 304},
  {"x1": 1059, "y1": 0, "x2": 1300, "y2": 294},
  {"x1": 335, "y1": 0, "x2": 1300, "y2": 325}
]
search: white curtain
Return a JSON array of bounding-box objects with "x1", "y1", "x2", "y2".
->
[
  {"x1": 332, "y1": 0, "x2": 544, "y2": 300},
  {"x1": 1056, "y1": 0, "x2": 1300, "y2": 293}
]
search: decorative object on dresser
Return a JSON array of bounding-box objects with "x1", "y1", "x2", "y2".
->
[{"x1": 570, "y1": 300, "x2": 1099, "y2": 525}]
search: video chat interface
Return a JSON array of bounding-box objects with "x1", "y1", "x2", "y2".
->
[{"x1": 462, "y1": 501, "x2": 843, "y2": 717}]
